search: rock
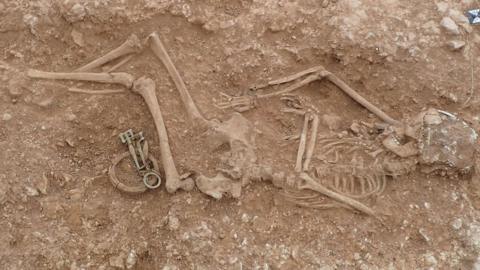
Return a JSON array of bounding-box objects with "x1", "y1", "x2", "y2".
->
[
  {"x1": 2, "y1": 113, "x2": 12, "y2": 121},
  {"x1": 0, "y1": 179, "x2": 8, "y2": 205},
  {"x1": 109, "y1": 253, "x2": 125, "y2": 269},
  {"x1": 241, "y1": 213, "x2": 250, "y2": 223},
  {"x1": 62, "y1": 1, "x2": 86, "y2": 23},
  {"x1": 36, "y1": 173, "x2": 49, "y2": 195},
  {"x1": 452, "y1": 218, "x2": 463, "y2": 230},
  {"x1": 125, "y1": 250, "x2": 137, "y2": 269},
  {"x1": 436, "y1": 2, "x2": 449, "y2": 13},
  {"x1": 448, "y1": 40, "x2": 465, "y2": 51},
  {"x1": 424, "y1": 253, "x2": 437, "y2": 266},
  {"x1": 448, "y1": 9, "x2": 472, "y2": 32},
  {"x1": 71, "y1": 29, "x2": 85, "y2": 47},
  {"x1": 167, "y1": 214, "x2": 180, "y2": 231},
  {"x1": 25, "y1": 186, "x2": 39, "y2": 197},
  {"x1": 473, "y1": 257, "x2": 480, "y2": 270},
  {"x1": 23, "y1": 14, "x2": 39, "y2": 35},
  {"x1": 162, "y1": 265, "x2": 179, "y2": 270},
  {"x1": 418, "y1": 228, "x2": 431, "y2": 242},
  {"x1": 440, "y1": 17, "x2": 460, "y2": 35}
]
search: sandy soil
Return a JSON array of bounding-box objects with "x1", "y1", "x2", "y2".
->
[{"x1": 2, "y1": 0, "x2": 480, "y2": 269}]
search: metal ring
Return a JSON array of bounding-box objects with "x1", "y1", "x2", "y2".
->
[
  {"x1": 143, "y1": 171, "x2": 162, "y2": 189},
  {"x1": 108, "y1": 151, "x2": 160, "y2": 194}
]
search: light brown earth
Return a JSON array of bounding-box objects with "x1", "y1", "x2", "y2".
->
[{"x1": 2, "y1": 0, "x2": 480, "y2": 269}]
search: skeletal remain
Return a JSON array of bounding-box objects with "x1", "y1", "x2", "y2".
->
[
  {"x1": 76, "y1": 34, "x2": 142, "y2": 72},
  {"x1": 27, "y1": 70, "x2": 194, "y2": 193},
  {"x1": 299, "y1": 173, "x2": 376, "y2": 216},
  {"x1": 148, "y1": 32, "x2": 257, "y2": 198},
  {"x1": 196, "y1": 173, "x2": 242, "y2": 199},
  {"x1": 148, "y1": 32, "x2": 209, "y2": 127},
  {"x1": 27, "y1": 69, "x2": 134, "y2": 88},
  {"x1": 105, "y1": 54, "x2": 134, "y2": 73},
  {"x1": 303, "y1": 113, "x2": 319, "y2": 171},
  {"x1": 295, "y1": 113, "x2": 310, "y2": 172},
  {"x1": 68, "y1": 87, "x2": 125, "y2": 94},
  {"x1": 218, "y1": 66, "x2": 400, "y2": 126},
  {"x1": 132, "y1": 77, "x2": 194, "y2": 193}
]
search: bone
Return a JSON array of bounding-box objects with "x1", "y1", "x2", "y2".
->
[
  {"x1": 68, "y1": 87, "x2": 125, "y2": 94},
  {"x1": 105, "y1": 54, "x2": 134, "y2": 73},
  {"x1": 224, "y1": 65, "x2": 401, "y2": 125},
  {"x1": 299, "y1": 173, "x2": 376, "y2": 217},
  {"x1": 382, "y1": 134, "x2": 418, "y2": 158},
  {"x1": 295, "y1": 113, "x2": 310, "y2": 172},
  {"x1": 196, "y1": 173, "x2": 242, "y2": 199},
  {"x1": 148, "y1": 32, "x2": 209, "y2": 127},
  {"x1": 27, "y1": 69, "x2": 134, "y2": 88},
  {"x1": 75, "y1": 34, "x2": 142, "y2": 72},
  {"x1": 303, "y1": 113, "x2": 319, "y2": 171},
  {"x1": 132, "y1": 77, "x2": 194, "y2": 193}
]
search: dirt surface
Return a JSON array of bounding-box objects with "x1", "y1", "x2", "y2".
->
[{"x1": 2, "y1": 0, "x2": 480, "y2": 269}]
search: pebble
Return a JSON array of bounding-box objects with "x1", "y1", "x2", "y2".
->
[
  {"x1": 440, "y1": 17, "x2": 460, "y2": 35},
  {"x1": 241, "y1": 213, "x2": 250, "y2": 223},
  {"x1": 71, "y1": 29, "x2": 85, "y2": 47},
  {"x1": 436, "y1": 2, "x2": 449, "y2": 13},
  {"x1": 451, "y1": 218, "x2": 462, "y2": 230},
  {"x1": 424, "y1": 253, "x2": 437, "y2": 266},
  {"x1": 448, "y1": 40, "x2": 465, "y2": 51},
  {"x1": 167, "y1": 214, "x2": 180, "y2": 231},
  {"x1": 109, "y1": 254, "x2": 125, "y2": 269},
  {"x1": 36, "y1": 173, "x2": 49, "y2": 195},
  {"x1": 2, "y1": 113, "x2": 12, "y2": 121},
  {"x1": 162, "y1": 265, "x2": 179, "y2": 270},
  {"x1": 25, "y1": 186, "x2": 39, "y2": 197},
  {"x1": 473, "y1": 257, "x2": 480, "y2": 270},
  {"x1": 69, "y1": 3, "x2": 86, "y2": 22},
  {"x1": 125, "y1": 250, "x2": 137, "y2": 269}
]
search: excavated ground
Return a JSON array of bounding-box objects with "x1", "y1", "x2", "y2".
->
[{"x1": 1, "y1": 0, "x2": 480, "y2": 269}]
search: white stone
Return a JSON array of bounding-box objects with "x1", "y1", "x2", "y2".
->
[
  {"x1": 25, "y1": 186, "x2": 39, "y2": 196},
  {"x1": 109, "y1": 254, "x2": 124, "y2": 269},
  {"x1": 440, "y1": 17, "x2": 460, "y2": 35},
  {"x1": 167, "y1": 215, "x2": 180, "y2": 231},
  {"x1": 448, "y1": 40, "x2": 466, "y2": 51},
  {"x1": 436, "y1": 2, "x2": 449, "y2": 13},
  {"x1": 70, "y1": 3, "x2": 86, "y2": 21},
  {"x1": 451, "y1": 218, "x2": 463, "y2": 230},
  {"x1": 424, "y1": 253, "x2": 437, "y2": 266},
  {"x1": 241, "y1": 213, "x2": 250, "y2": 223},
  {"x1": 125, "y1": 250, "x2": 137, "y2": 269},
  {"x1": 2, "y1": 113, "x2": 12, "y2": 121}
]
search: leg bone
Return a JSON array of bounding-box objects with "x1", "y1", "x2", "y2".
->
[
  {"x1": 76, "y1": 34, "x2": 142, "y2": 72},
  {"x1": 132, "y1": 77, "x2": 194, "y2": 193},
  {"x1": 27, "y1": 69, "x2": 134, "y2": 88},
  {"x1": 148, "y1": 32, "x2": 209, "y2": 127}
]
